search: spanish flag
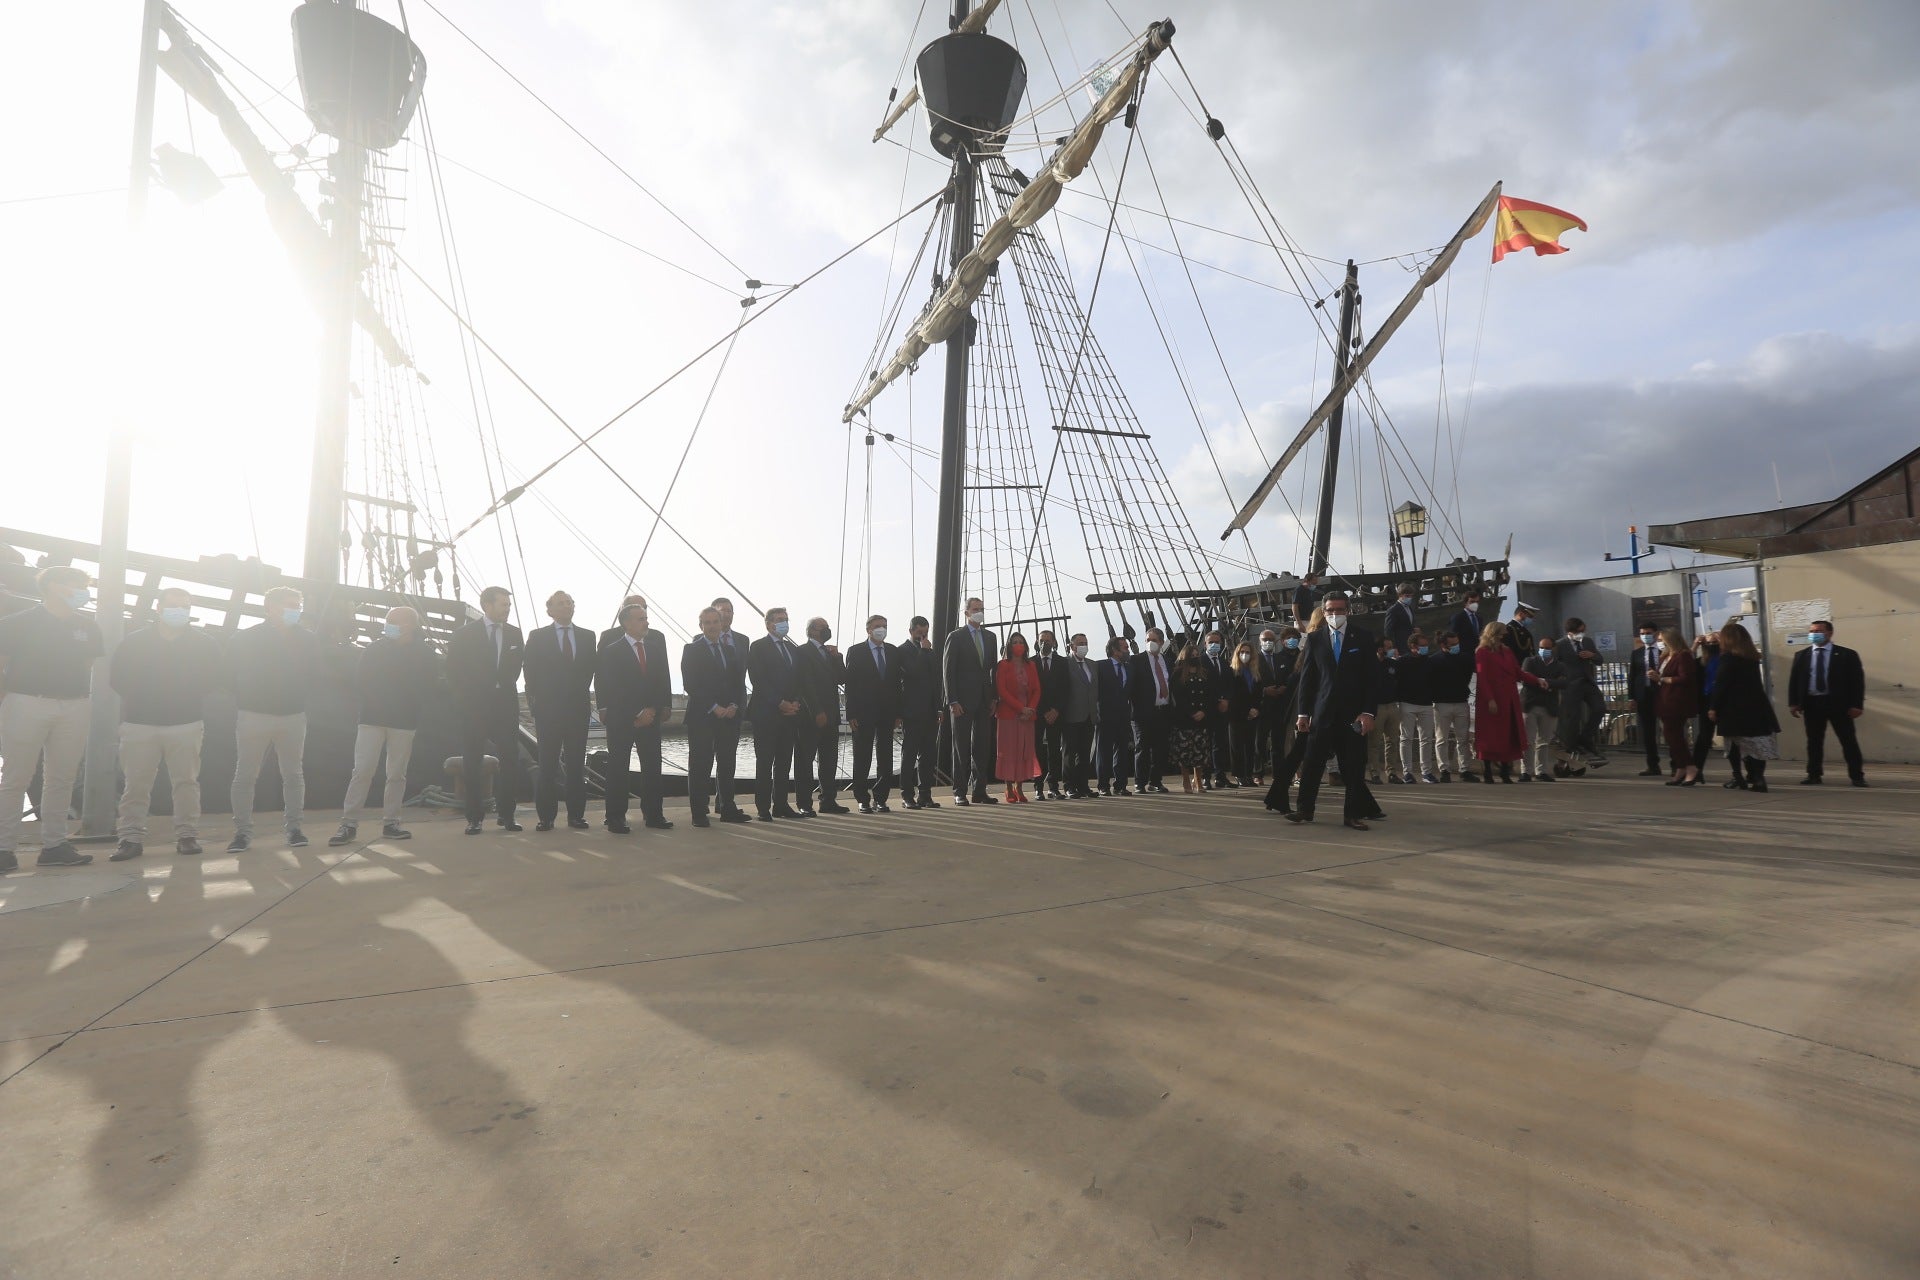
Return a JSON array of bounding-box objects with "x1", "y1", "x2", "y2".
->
[{"x1": 1492, "y1": 196, "x2": 1587, "y2": 262}]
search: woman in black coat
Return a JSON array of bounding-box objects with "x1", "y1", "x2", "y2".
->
[{"x1": 1707, "y1": 622, "x2": 1781, "y2": 792}]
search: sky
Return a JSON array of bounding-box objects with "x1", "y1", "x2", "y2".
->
[{"x1": 3, "y1": 0, "x2": 1917, "y2": 645}]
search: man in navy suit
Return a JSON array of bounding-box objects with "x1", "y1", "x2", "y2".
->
[
  {"x1": 747, "y1": 607, "x2": 808, "y2": 820},
  {"x1": 447, "y1": 585, "x2": 526, "y2": 835},
  {"x1": 845, "y1": 613, "x2": 902, "y2": 813},
  {"x1": 896, "y1": 616, "x2": 943, "y2": 809},
  {"x1": 1128, "y1": 628, "x2": 1175, "y2": 794},
  {"x1": 1030, "y1": 630, "x2": 1072, "y2": 799},
  {"x1": 1447, "y1": 589, "x2": 1486, "y2": 655},
  {"x1": 523, "y1": 589, "x2": 598, "y2": 832},
  {"x1": 682, "y1": 606, "x2": 750, "y2": 826},
  {"x1": 942, "y1": 596, "x2": 999, "y2": 805},
  {"x1": 1095, "y1": 636, "x2": 1135, "y2": 795},
  {"x1": 595, "y1": 599, "x2": 673, "y2": 832},
  {"x1": 1286, "y1": 591, "x2": 1382, "y2": 830},
  {"x1": 1788, "y1": 619, "x2": 1868, "y2": 786}
]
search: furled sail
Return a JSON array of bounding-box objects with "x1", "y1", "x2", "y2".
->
[
  {"x1": 871, "y1": 0, "x2": 1006, "y2": 144},
  {"x1": 1219, "y1": 181, "x2": 1503, "y2": 538},
  {"x1": 845, "y1": 19, "x2": 1174, "y2": 424}
]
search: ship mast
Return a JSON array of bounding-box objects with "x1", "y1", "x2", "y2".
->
[
  {"x1": 1308, "y1": 260, "x2": 1358, "y2": 577},
  {"x1": 929, "y1": 0, "x2": 978, "y2": 640}
]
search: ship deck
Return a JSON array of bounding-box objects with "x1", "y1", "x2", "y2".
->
[{"x1": 2, "y1": 769, "x2": 1917, "y2": 1278}]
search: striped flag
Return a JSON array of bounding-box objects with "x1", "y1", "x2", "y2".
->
[{"x1": 1492, "y1": 196, "x2": 1588, "y2": 261}]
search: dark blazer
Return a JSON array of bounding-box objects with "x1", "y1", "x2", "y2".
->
[
  {"x1": 896, "y1": 641, "x2": 942, "y2": 720},
  {"x1": 1447, "y1": 608, "x2": 1485, "y2": 651},
  {"x1": 747, "y1": 635, "x2": 806, "y2": 723},
  {"x1": 797, "y1": 641, "x2": 844, "y2": 725},
  {"x1": 1788, "y1": 643, "x2": 1864, "y2": 711},
  {"x1": 1292, "y1": 623, "x2": 1380, "y2": 728},
  {"x1": 447, "y1": 618, "x2": 523, "y2": 703},
  {"x1": 1521, "y1": 654, "x2": 1566, "y2": 714},
  {"x1": 1096, "y1": 655, "x2": 1134, "y2": 725},
  {"x1": 595, "y1": 630, "x2": 672, "y2": 726},
  {"x1": 1202, "y1": 651, "x2": 1234, "y2": 702},
  {"x1": 1127, "y1": 650, "x2": 1175, "y2": 718},
  {"x1": 681, "y1": 635, "x2": 747, "y2": 722},
  {"x1": 1226, "y1": 661, "x2": 1264, "y2": 718},
  {"x1": 523, "y1": 622, "x2": 597, "y2": 714},
  {"x1": 1170, "y1": 664, "x2": 1216, "y2": 726},
  {"x1": 1628, "y1": 643, "x2": 1663, "y2": 703},
  {"x1": 1503, "y1": 618, "x2": 1536, "y2": 662},
  {"x1": 1711, "y1": 653, "x2": 1783, "y2": 737},
  {"x1": 1553, "y1": 637, "x2": 1604, "y2": 685},
  {"x1": 845, "y1": 639, "x2": 902, "y2": 725},
  {"x1": 1383, "y1": 600, "x2": 1417, "y2": 656},
  {"x1": 1031, "y1": 651, "x2": 1071, "y2": 719},
  {"x1": 941, "y1": 624, "x2": 999, "y2": 714}
]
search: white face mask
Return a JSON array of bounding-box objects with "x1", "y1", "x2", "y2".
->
[
  {"x1": 160, "y1": 606, "x2": 191, "y2": 628},
  {"x1": 1072, "y1": 643, "x2": 1088, "y2": 658},
  {"x1": 1568, "y1": 632, "x2": 1584, "y2": 641},
  {"x1": 967, "y1": 610, "x2": 985, "y2": 626},
  {"x1": 869, "y1": 627, "x2": 887, "y2": 643},
  {"x1": 1325, "y1": 613, "x2": 1347, "y2": 629},
  {"x1": 1147, "y1": 640, "x2": 1163, "y2": 655},
  {"x1": 1260, "y1": 639, "x2": 1276, "y2": 652}
]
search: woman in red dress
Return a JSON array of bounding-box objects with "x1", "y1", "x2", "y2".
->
[
  {"x1": 1652, "y1": 626, "x2": 1701, "y2": 786},
  {"x1": 1473, "y1": 621, "x2": 1550, "y2": 784},
  {"x1": 993, "y1": 632, "x2": 1042, "y2": 803}
]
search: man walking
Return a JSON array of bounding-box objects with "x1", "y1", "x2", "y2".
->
[
  {"x1": 111, "y1": 587, "x2": 221, "y2": 860},
  {"x1": 448, "y1": 585, "x2": 526, "y2": 835},
  {"x1": 1789, "y1": 620, "x2": 1867, "y2": 787},
  {"x1": 682, "y1": 606, "x2": 750, "y2": 827},
  {"x1": 1286, "y1": 591, "x2": 1381, "y2": 831},
  {"x1": 331, "y1": 606, "x2": 440, "y2": 847},
  {"x1": 0, "y1": 565, "x2": 100, "y2": 871},
  {"x1": 896, "y1": 617, "x2": 942, "y2": 810},
  {"x1": 228, "y1": 585, "x2": 316, "y2": 852},
  {"x1": 524, "y1": 590, "x2": 597, "y2": 832},
  {"x1": 942, "y1": 596, "x2": 998, "y2": 806}
]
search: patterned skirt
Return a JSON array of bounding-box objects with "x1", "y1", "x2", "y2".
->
[
  {"x1": 1170, "y1": 725, "x2": 1211, "y2": 768},
  {"x1": 1730, "y1": 733, "x2": 1780, "y2": 760}
]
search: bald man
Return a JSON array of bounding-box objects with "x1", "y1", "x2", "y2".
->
[{"x1": 331, "y1": 606, "x2": 444, "y2": 846}]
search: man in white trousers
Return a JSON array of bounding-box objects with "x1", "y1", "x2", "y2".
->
[
  {"x1": 110, "y1": 587, "x2": 223, "y2": 859},
  {"x1": 228, "y1": 586, "x2": 317, "y2": 852},
  {"x1": 0, "y1": 565, "x2": 101, "y2": 872},
  {"x1": 332, "y1": 607, "x2": 442, "y2": 846}
]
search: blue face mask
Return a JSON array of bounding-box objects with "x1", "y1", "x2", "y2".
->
[
  {"x1": 773, "y1": 620, "x2": 790, "y2": 637},
  {"x1": 1538, "y1": 649, "x2": 1553, "y2": 660},
  {"x1": 282, "y1": 608, "x2": 303, "y2": 626},
  {"x1": 1808, "y1": 631, "x2": 1829, "y2": 646},
  {"x1": 160, "y1": 606, "x2": 190, "y2": 628},
  {"x1": 1447, "y1": 644, "x2": 1461, "y2": 655},
  {"x1": 1285, "y1": 638, "x2": 1300, "y2": 650},
  {"x1": 383, "y1": 623, "x2": 403, "y2": 640},
  {"x1": 65, "y1": 588, "x2": 91, "y2": 610},
  {"x1": 1207, "y1": 642, "x2": 1223, "y2": 657},
  {"x1": 1416, "y1": 645, "x2": 1429, "y2": 656}
]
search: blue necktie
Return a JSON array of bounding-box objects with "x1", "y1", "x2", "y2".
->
[{"x1": 1331, "y1": 630, "x2": 1342, "y2": 661}]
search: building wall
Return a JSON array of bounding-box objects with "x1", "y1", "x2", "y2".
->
[{"x1": 1762, "y1": 541, "x2": 1920, "y2": 764}]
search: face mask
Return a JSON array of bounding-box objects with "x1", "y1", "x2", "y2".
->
[
  {"x1": 1325, "y1": 614, "x2": 1347, "y2": 630},
  {"x1": 1072, "y1": 643, "x2": 1088, "y2": 658},
  {"x1": 64, "y1": 588, "x2": 91, "y2": 610},
  {"x1": 282, "y1": 608, "x2": 303, "y2": 626},
  {"x1": 1260, "y1": 639, "x2": 1276, "y2": 652},
  {"x1": 1238, "y1": 651, "x2": 1253, "y2": 664},
  {"x1": 1447, "y1": 644, "x2": 1461, "y2": 655},
  {"x1": 773, "y1": 620, "x2": 790, "y2": 637},
  {"x1": 968, "y1": 610, "x2": 985, "y2": 626},
  {"x1": 1466, "y1": 601, "x2": 1481, "y2": 612},
  {"x1": 1010, "y1": 644, "x2": 1027, "y2": 659},
  {"x1": 1538, "y1": 648, "x2": 1552, "y2": 659},
  {"x1": 160, "y1": 606, "x2": 190, "y2": 628},
  {"x1": 1808, "y1": 631, "x2": 1830, "y2": 647},
  {"x1": 1285, "y1": 638, "x2": 1300, "y2": 650},
  {"x1": 1147, "y1": 640, "x2": 1163, "y2": 655},
  {"x1": 869, "y1": 627, "x2": 887, "y2": 643},
  {"x1": 816, "y1": 629, "x2": 831, "y2": 645},
  {"x1": 1640, "y1": 635, "x2": 1657, "y2": 648},
  {"x1": 1207, "y1": 642, "x2": 1223, "y2": 657},
  {"x1": 1398, "y1": 596, "x2": 1413, "y2": 605},
  {"x1": 384, "y1": 623, "x2": 403, "y2": 640},
  {"x1": 1416, "y1": 645, "x2": 1430, "y2": 656}
]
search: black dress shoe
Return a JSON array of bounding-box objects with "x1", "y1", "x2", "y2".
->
[
  {"x1": 499, "y1": 821, "x2": 524, "y2": 833},
  {"x1": 720, "y1": 810, "x2": 752, "y2": 824},
  {"x1": 1264, "y1": 800, "x2": 1289, "y2": 814},
  {"x1": 1113, "y1": 786, "x2": 1132, "y2": 796},
  {"x1": 535, "y1": 821, "x2": 555, "y2": 832},
  {"x1": 604, "y1": 821, "x2": 632, "y2": 834},
  {"x1": 464, "y1": 821, "x2": 484, "y2": 835},
  {"x1": 953, "y1": 796, "x2": 971, "y2": 807},
  {"x1": 902, "y1": 798, "x2": 922, "y2": 810},
  {"x1": 1049, "y1": 790, "x2": 1067, "y2": 800},
  {"x1": 858, "y1": 802, "x2": 875, "y2": 815},
  {"x1": 1851, "y1": 778, "x2": 1869, "y2": 788},
  {"x1": 1799, "y1": 776, "x2": 1822, "y2": 785},
  {"x1": 918, "y1": 797, "x2": 941, "y2": 809},
  {"x1": 793, "y1": 808, "x2": 818, "y2": 819},
  {"x1": 691, "y1": 814, "x2": 711, "y2": 828},
  {"x1": 1284, "y1": 811, "x2": 1312, "y2": 824},
  {"x1": 820, "y1": 802, "x2": 853, "y2": 815},
  {"x1": 644, "y1": 818, "x2": 674, "y2": 830},
  {"x1": 1149, "y1": 783, "x2": 1170, "y2": 794},
  {"x1": 756, "y1": 813, "x2": 775, "y2": 823},
  {"x1": 1638, "y1": 768, "x2": 1664, "y2": 777},
  {"x1": 567, "y1": 817, "x2": 591, "y2": 830},
  {"x1": 110, "y1": 840, "x2": 144, "y2": 862},
  {"x1": 973, "y1": 793, "x2": 999, "y2": 805},
  {"x1": 873, "y1": 801, "x2": 892, "y2": 814},
  {"x1": 773, "y1": 806, "x2": 804, "y2": 819},
  {"x1": 1032, "y1": 791, "x2": 1048, "y2": 802},
  {"x1": 1343, "y1": 818, "x2": 1372, "y2": 831}
]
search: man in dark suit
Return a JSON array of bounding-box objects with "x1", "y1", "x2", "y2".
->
[
  {"x1": 941, "y1": 595, "x2": 999, "y2": 805},
  {"x1": 598, "y1": 593, "x2": 645, "y2": 650},
  {"x1": 682, "y1": 606, "x2": 750, "y2": 827},
  {"x1": 1255, "y1": 627, "x2": 1296, "y2": 780},
  {"x1": 447, "y1": 585, "x2": 526, "y2": 835},
  {"x1": 1061, "y1": 632, "x2": 1099, "y2": 798},
  {"x1": 1286, "y1": 591, "x2": 1382, "y2": 830},
  {"x1": 747, "y1": 607, "x2": 808, "y2": 820},
  {"x1": 1095, "y1": 636, "x2": 1134, "y2": 795},
  {"x1": 1789, "y1": 619, "x2": 1867, "y2": 786},
  {"x1": 845, "y1": 613, "x2": 901, "y2": 813},
  {"x1": 1447, "y1": 589, "x2": 1486, "y2": 655},
  {"x1": 1128, "y1": 628, "x2": 1175, "y2": 794},
  {"x1": 1383, "y1": 584, "x2": 1418, "y2": 658},
  {"x1": 896, "y1": 616, "x2": 943, "y2": 809},
  {"x1": 523, "y1": 589, "x2": 598, "y2": 832},
  {"x1": 1627, "y1": 623, "x2": 1666, "y2": 775},
  {"x1": 1030, "y1": 629, "x2": 1071, "y2": 799},
  {"x1": 1503, "y1": 602, "x2": 1540, "y2": 663},
  {"x1": 711, "y1": 596, "x2": 751, "y2": 666},
  {"x1": 1552, "y1": 618, "x2": 1609, "y2": 771},
  {"x1": 1201, "y1": 628, "x2": 1236, "y2": 788},
  {"x1": 596, "y1": 599, "x2": 673, "y2": 832},
  {"x1": 795, "y1": 617, "x2": 848, "y2": 815}
]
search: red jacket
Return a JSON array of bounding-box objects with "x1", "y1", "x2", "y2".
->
[{"x1": 994, "y1": 658, "x2": 1041, "y2": 720}]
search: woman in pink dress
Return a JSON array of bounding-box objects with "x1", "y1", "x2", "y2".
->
[
  {"x1": 1473, "y1": 621, "x2": 1550, "y2": 784},
  {"x1": 993, "y1": 632, "x2": 1041, "y2": 803}
]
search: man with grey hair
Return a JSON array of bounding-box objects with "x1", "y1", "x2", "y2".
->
[
  {"x1": 110, "y1": 586, "x2": 221, "y2": 860},
  {"x1": 227, "y1": 585, "x2": 316, "y2": 852},
  {"x1": 332, "y1": 606, "x2": 441, "y2": 846},
  {"x1": 0, "y1": 565, "x2": 102, "y2": 871}
]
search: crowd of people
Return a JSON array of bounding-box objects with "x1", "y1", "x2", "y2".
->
[{"x1": 0, "y1": 565, "x2": 1874, "y2": 871}]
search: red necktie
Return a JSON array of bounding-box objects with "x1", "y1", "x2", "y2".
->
[
  {"x1": 633, "y1": 638, "x2": 647, "y2": 673},
  {"x1": 561, "y1": 628, "x2": 573, "y2": 661},
  {"x1": 1154, "y1": 657, "x2": 1168, "y2": 701}
]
